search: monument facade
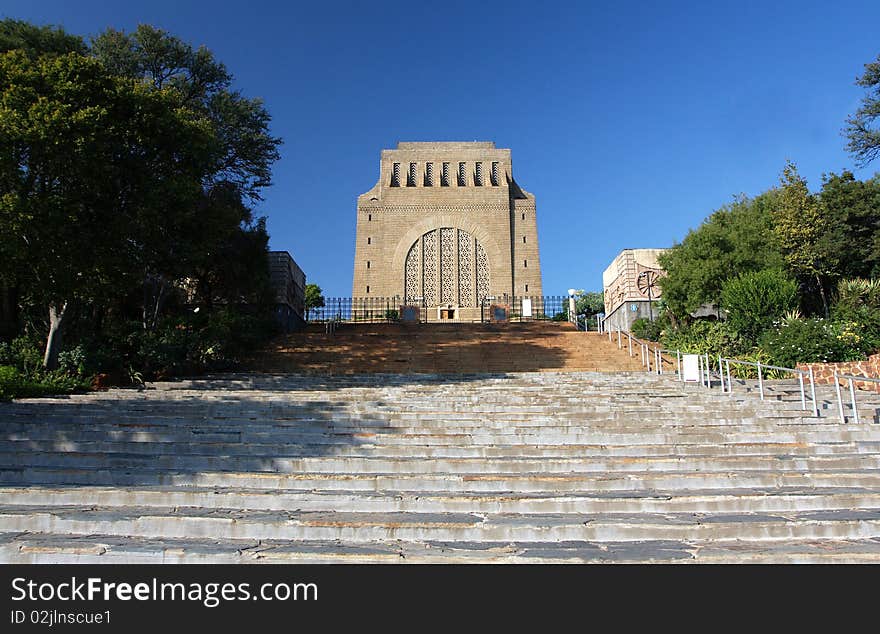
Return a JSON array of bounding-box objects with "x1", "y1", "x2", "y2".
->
[{"x1": 352, "y1": 142, "x2": 543, "y2": 320}]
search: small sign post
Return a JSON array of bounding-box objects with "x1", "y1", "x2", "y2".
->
[{"x1": 682, "y1": 354, "x2": 700, "y2": 383}]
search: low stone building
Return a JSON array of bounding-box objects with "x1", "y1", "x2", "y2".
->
[
  {"x1": 268, "y1": 251, "x2": 306, "y2": 332},
  {"x1": 602, "y1": 248, "x2": 666, "y2": 332}
]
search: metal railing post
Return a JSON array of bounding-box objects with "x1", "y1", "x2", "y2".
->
[
  {"x1": 628, "y1": 334, "x2": 633, "y2": 357},
  {"x1": 849, "y1": 378, "x2": 860, "y2": 425},
  {"x1": 725, "y1": 359, "x2": 732, "y2": 396},
  {"x1": 757, "y1": 361, "x2": 764, "y2": 400},
  {"x1": 677, "y1": 351, "x2": 682, "y2": 380},
  {"x1": 617, "y1": 329, "x2": 622, "y2": 349},
  {"x1": 809, "y1": 367, "x2": 818, "y2": 417},
  {"x1": 798, "y1": 372, "x2": 806, "y2": 411},
  {"x1": 834, "y1": 371, "x2": 845, "y2": 423},
  {"x1": 718, "y1": 355, "x2": 724, "y2": 393}
]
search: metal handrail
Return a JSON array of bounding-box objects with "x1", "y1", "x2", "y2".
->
[
  {"x1": 612, "y1": 328, "x2": 824, "y2": 418},
  {"x1": 833, "y1": 372, "x2": 880, "y2": 424},
  {"x1": 717, "y1": 357, "x2": 818, "y2": 417}
]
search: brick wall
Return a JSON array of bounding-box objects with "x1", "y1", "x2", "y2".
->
[{"x1": 796, "y1": 353, "x2": 880, "y2": 393}]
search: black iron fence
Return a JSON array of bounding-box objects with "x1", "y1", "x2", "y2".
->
[{"x1": 306, "y1": 295, "x2": 573, "y2": 324}]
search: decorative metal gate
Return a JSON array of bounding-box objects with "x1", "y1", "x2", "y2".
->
[{"x1": 404, "y1": 228, "x2": 489, "y2": 308}]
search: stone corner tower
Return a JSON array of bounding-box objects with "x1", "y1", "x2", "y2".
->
[{"x1": 351, "y1": 141, "x2": 543, "y2": 320}]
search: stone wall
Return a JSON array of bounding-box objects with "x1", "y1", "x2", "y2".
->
[{"x1": 796, "y1": 354, "x2": 880, "y2": 393}]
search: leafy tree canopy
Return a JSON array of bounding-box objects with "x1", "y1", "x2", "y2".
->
[
  {"x1": 0, "y1": 19, "x2": 87, "y2": 57},
  {"x1": 845, "y1": 53, "x2": 880, "y2": 167},
  {"x1": 305, "y1": 284, "x2": 325, "y2": 312},
  {"x1": 91, "y1": 24, "x2": 281, "y2": 202},
  {"x1": 657, "y1": 190, "x2": 784, "y2": 319}
]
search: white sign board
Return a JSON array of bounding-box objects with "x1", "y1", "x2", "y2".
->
[
  {"x1": 521, "y1": 298, "x2": 533, "y2": 318},
  {"x1": 682, "y1": 354, "x2": 701, "y2": 383}
]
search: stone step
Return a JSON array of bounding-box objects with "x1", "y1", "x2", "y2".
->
[
  {"x1": 0, "y1": 394, "x2": 813, "y2": 412},
  {"x1": 5, "y1": 532, "x2": 880, "y2": 563},
  {"x1": 3, "y1": 505, "x2": 880, "y2": 543},
  {"x1": 5, "y1": 438, "x2": 880, "y2": 458},
  {"x1": 4, "y1": 467, "x2": 880, "y2": 491},
  {"x1": 7, "y1": 427, "x2": 878, "y2": 446},
  {"x1": 6, "y1": 452, "x2": 880, "y2": 474},
  {"x1": 3, "y1": 420, "x2": 845, "y2": 443},
  {"x1": 5, "y1": 486, "x2": 880, "y2": 515}
]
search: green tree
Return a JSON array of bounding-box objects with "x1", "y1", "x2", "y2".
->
[
  {"x1": 658, "y1": 191, "x2": 784, "y2": 320},
  {"x1": 91, "y1": 24, "x2": 281, "y2": 201},
  {"x1": 0, "y1": 49, "x2": 212, "y2": 368},
  {"x1": 575, "y1": 291, "x2": 604, "y2": 318},
  {"x1": 845, "y1": 52, "x2": 880, "y2": 167},
  {"x1": 720, "y1": 269, "x2": 798, "y2": 344},
  {"x1": 304, "y1": 284, "x2": 325, "y2": 320},
  {"x1": 0, "y1": 19, "x2": 86, "y2": 57},
  {"x1": 90, "y1": 25, "x2": 282, "y2": 328},
  {"x1": 772, "y1": 161, "x2": 834, "y2": 316},
  {"x1": 818, "y1": 170, "x2": 880, "y2": 279}
]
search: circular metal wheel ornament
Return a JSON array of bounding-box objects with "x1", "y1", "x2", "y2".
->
[{"x1": 637, "y1": 270, "x2": 658, "y2": 296}]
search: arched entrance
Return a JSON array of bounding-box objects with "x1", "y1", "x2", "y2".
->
[{"x1": 404, "y1": 228, "x2": 490, "y2": 313}]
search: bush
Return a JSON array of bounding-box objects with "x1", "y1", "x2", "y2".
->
[
  {"x1": 660, "y1": 319, "x2": 746, "y2": 357},
  {"x1": 0, "y1": 364, "x2": 91, "y2": 401},
  {"x1": 631, "y1": 318, "x2": 663, "y2": 342},
  {"x1": 105, "y1": 306, "x2": 280, "y2": 380},
  {"x1": 835, "y1": 278, "x2": 880, "y2": 314},
  {"x1": 758, "y1": 318, "x2": 864, "y2": 368},
  {"x1": 0, "y1": 365, "x2": 21, "y2": 401},
  {"x1": 0, "y1": 336, "x2": 44, "y2": 373},
  {"x1": 832, "y1": 284, "x2": 880, "y2": 355},
  {"x1": 721, "y1": 269, "x2": 798, "y2": 343}
]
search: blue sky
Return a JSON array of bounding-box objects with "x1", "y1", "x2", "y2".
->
[{"x1": 4, "y1": 1, "x2": 879, "y2": 296}]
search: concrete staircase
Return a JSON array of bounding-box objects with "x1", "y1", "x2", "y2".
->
[
  {"x1": 251, "y1": 322, "x2": 645, "y2": 373},
  {"x1": 3, "y1": 371, "x2": 880, "y2": 563}
]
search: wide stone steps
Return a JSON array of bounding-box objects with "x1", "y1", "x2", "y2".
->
[
  {"x1": 253, "y1": 323, "x2": 648, "y2": 374},
  {"x1": 4, "y1": 369, "x2": 880, "y2": 562}
]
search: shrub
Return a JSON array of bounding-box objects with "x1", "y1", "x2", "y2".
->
[
  {"x1": 0, "y1": 365, "x2": 21, "y2": 402},
  {"x1": 57, "y1": 345, "x2": 88, "y2": 377},
  {"x1": 721, "y1": 269, "x2": 798, "y2": 343},
  {"x1": 832, "y1": 283, "x2": 880, "y2": 355},
  {"x1": 758, "y1": 318, "x2": 864, "y2": 368},
  {"x1": 660, "y1": 319, "x2": 746, "y2": 357},
  {"x1": 0, "y1": 336, "x2": 44, "y2": 374},
  {"x1": 0, "y1": 364, "x2": 90, "y2": 401},
  {"x1": 631, "y1": 318, "x2": 663, "y2": 342},
  {"x1": 835, "y1": 278, "x2": 880, "y2": 313}
]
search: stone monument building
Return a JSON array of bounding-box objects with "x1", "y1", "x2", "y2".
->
[
  {"x1": 352, "y1": 142, "x2": 543, "y2": 321},
  {"x1": 601, "y1": 248, "x2": 666, "y2": 332}
]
